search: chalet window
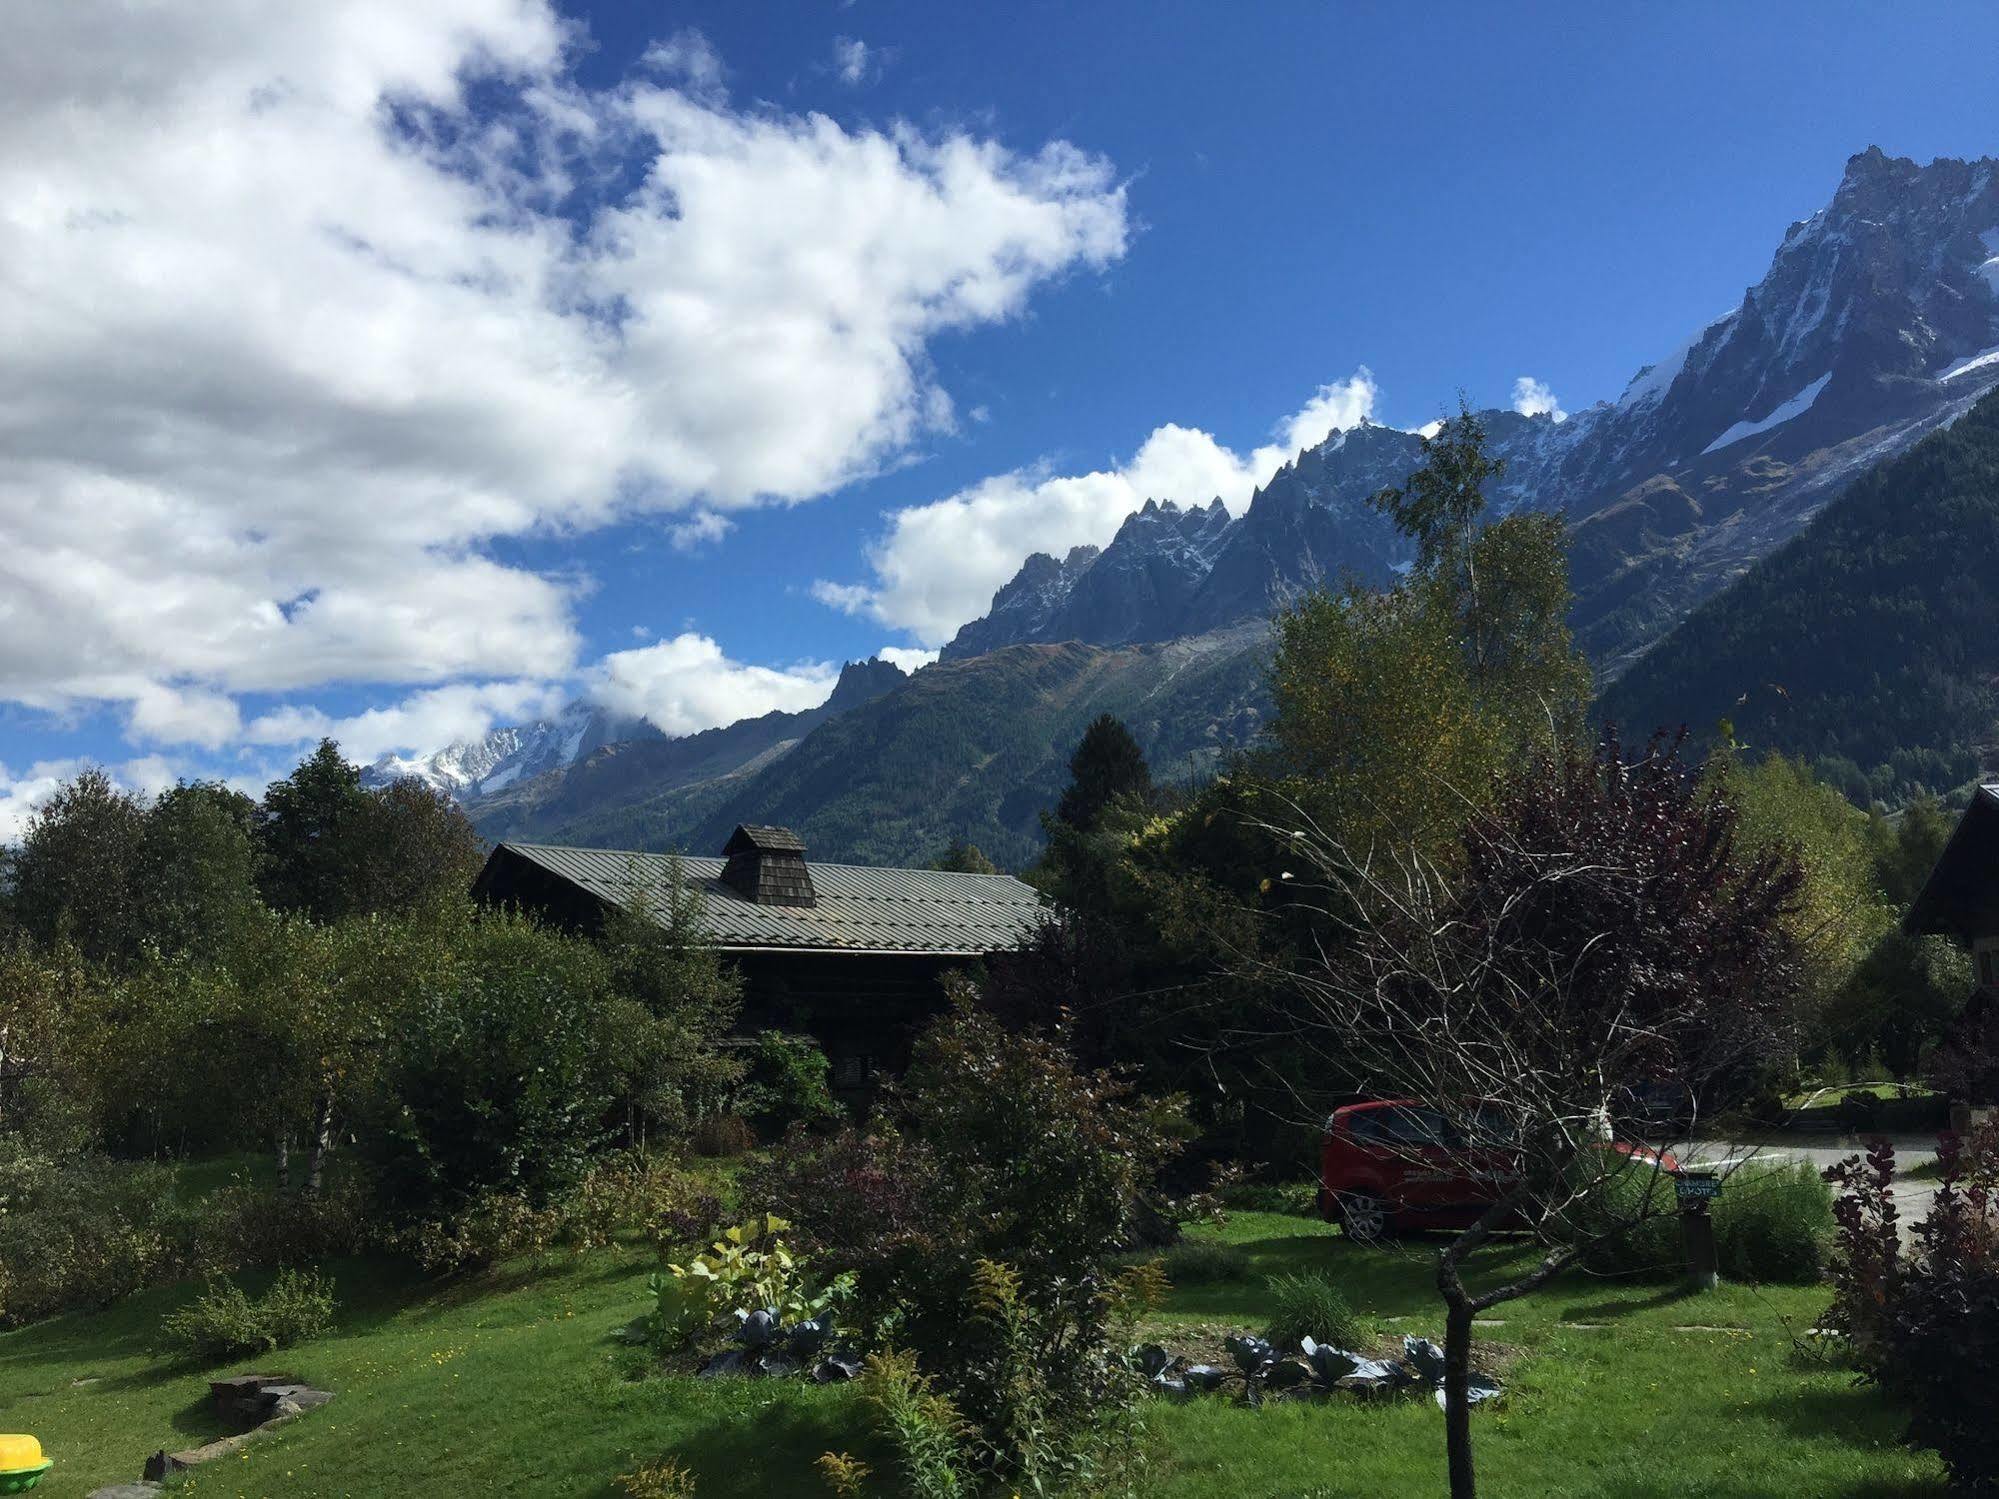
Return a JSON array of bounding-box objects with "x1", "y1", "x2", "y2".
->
[{"x1": 1983, "y1": 951, "x2": 1995, "y2": 987}]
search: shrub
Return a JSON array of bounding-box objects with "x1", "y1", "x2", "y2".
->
[
  {"x1": 1581, "y1": 1158, "x2": 1833, "y2": 1284},
  {"x1": 399, "y1": 1154, "x2": 720, "y2": 1274},
  {"x1": 365, "y1": 914, "x2": 614, "y2": 1221},
  {"x1": 1574, "y1": 1165, "x2": 1683, "y2": 1278},
  {"x1": 1711, "y1": 1160, "x2": 1833, "y2": 1283},
  {"x1": 1156, "y1": 1237, "x2": 1252, "y2": 1285},
  {"x1": 690, "y1": 1114, "x2": 756, "y2": 1158},
  {"x1": 1263, "y1": 1270, "x2": 1363, "y2": 1350},
  {"x1": 0, "y1": 1146, "x2": 206, "y2": 1325},
  {"x1": 159, "y1": 1269, "x2": 336, "y2": 1364},
  {"x1": 749, "y1": 992, "x2": 1181, "y2": 1487},
  {"x1": 1827, "y1": 1125, "x2": 1999, "y2": 1492},
  {"x1": 1217, "y1": 1179, "x2": 1319, "y2": 1216},
  {"x1": 734, "y1": 1033, "x2": 842, "y2": 1137}
]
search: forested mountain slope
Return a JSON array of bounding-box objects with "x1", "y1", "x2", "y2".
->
[
  {"x1": 1600, "y1": 386, "x2": 1999, "y2": 803},
  {"x1": 523, "y1": 624, "x2": 1272, "y2": 869}
]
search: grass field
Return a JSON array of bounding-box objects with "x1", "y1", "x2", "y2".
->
[{"x1": 0, "y1": 1209, "x2": 1945, "y2": 1498}]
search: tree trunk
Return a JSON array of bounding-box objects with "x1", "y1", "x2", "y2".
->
[
  {"x1": 305, "y1": 1094, "x2": 335, "y2": 1197},
  {"x1": 275, "y1": 1131, "x2": 291, "y2": 1195},
  {"x1": 1442, "y1": 1298, "x2": 1477, "y2": 1499}
]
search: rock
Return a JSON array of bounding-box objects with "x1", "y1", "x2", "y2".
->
[{"x1": 87, "y1": 1486, "x2": 163, "y2": 1499}]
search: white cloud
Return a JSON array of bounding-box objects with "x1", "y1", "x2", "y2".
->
[
  {"x1": 586, "y1": 634, "x2": 838, "y2": 736},
  {"x1": 1511, "y1": 376, "x2": 1567, "y2": 422},
  {"x1": 876, "y1": 646, "x2": 940, "y2": 673},
  {"x1": 0, "y1": 3, "x2": 1127, "y2": 736},
  {"x1": 814, "y1": 370, "x2": 1377, "y2": 644},
  {"x1": 126, "y1": 683, "x2": 245, "y2": 751},
  {"x1": 832, "y1": 37, "x2": 880, "y2": 86},
  {"x1": 242, "y1": 680, "x2": 569, "y2": 764},
  {"x1": 0, "y1": 760, "x2": 81, "y2": 844},
  {"x1": 667, "y1": 510, "x2": 735, "y2": 552}
]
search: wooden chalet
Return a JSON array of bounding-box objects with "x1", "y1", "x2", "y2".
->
[
  {"x1": 471, "y1": 826, "x2": 1046, "y2": 1093},
  {"x1": 1906, "y1": 784, "x2": 1999, "y2": 991}
]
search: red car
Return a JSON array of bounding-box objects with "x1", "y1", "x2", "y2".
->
[{"x1": 1317, "y1": 1099, "x2": 1678, "y2": 1242}]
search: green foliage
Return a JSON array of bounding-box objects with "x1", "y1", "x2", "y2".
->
[
  {"x1": 1262, "y1": 1271, "x2": 1363, "y2": 1350},
  {"x1": 599, "y1": 858, "x2": 744, "y2": 1144},
  {"x1": 852, "y1": 1348, "x2": 972, "y2": 1499},
  {"x1": 931, "y1": 839, "x2": 999, "y2": 875},
  {"x1": 1155, "y1": 1237, "x2": 1253, "y2": 1286},
  {"x1": 8, "y1": 768, "x2": 150, "y2": 966},
  {"x1": 1710, "y1": 749, "x2": 1896, "y2": 1050},
  {"x1": 0, "y1": 1149, "x2": 202, "y2": 1325},
  {"x1": 1369, "y1": 399, "x2": 1507, "y2": 573},
  {"x1": 1264, "y1": 498, "x2": 1587, "y2": 861},
  {"x1": 400, "y1": 1153, "x2": 718, "y2": 1274},
  {"x1": 1582, "y1": 1160, "x2": 1832, "y2": 1283},
  {"x1": 133, "y1": 780, "x2": 262, "y2": 964},
  {"x1": 734, "y1": 1032, "x2": 841, "y2": 1138},
  {"x1": 1600, "y1": 384, "x2": 1999, "y2": 801},
  {"x1": 257, "y1": 741, "x2": 482, "y2": 923},
  {"x1": 1710, "y1": 1161, "x2": 1833, "y2": 1284},
  {"x1": 1057, "y1": 713, "x2": 1154, "y2": 832},
  {"x1": 158, "y1": 1268, "x2": 337, "y2": 1364},
  {"x1": 645, "y1": 1214, "x2": 851, "y2": 1353},
  {"x1": 365, "y1": 910, "x2": 615, "y2": 1218}
]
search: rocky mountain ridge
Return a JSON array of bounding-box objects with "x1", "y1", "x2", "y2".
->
[{"x1": 943, "y1": 148, "x2": 1999, "y2": 676}]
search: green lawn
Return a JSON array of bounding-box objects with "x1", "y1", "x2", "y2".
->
[{"x1": 0, "y1": 1210, "x2": 1945, "y2": 1498}]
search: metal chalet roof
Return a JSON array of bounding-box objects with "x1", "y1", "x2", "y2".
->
[{"x1": 496, "y1": 841, "x2": 1047, "y2": 956}]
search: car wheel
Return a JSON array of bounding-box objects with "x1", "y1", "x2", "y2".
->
[{"x1": 1336, "y1": 1191, "x2": 1390, "y2": 1244}]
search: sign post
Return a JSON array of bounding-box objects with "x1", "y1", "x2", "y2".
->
[{"x1": 1677, "y1": 1169, "x2": 1721, "y2": 1291}]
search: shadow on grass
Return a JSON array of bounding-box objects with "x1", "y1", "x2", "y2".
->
[{"x1": 1557, "y1": 1281, "x2": 1701, "y2": 1323}]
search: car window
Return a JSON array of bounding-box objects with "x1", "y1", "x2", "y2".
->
[{"x1": 1347, "y1": 1107, "x2": 1451, "y2": 1146}]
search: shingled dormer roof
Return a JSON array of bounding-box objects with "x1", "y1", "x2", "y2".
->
[{"x1": 724, "y1": 824, "x2": 807, "y2": 854}]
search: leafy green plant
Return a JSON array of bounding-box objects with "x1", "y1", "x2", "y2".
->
[
  {"x1": 646, "y1": 1214, "x2": 851, "y2": 1353},
  {"x1": 853, "y1": 1348, "x2": 972, "y2": 1499},
  {"x1": 158, "y1": 1268, "x2": 336, "y2": 1364},
  {"x1": 735, "y1": 1032, "x2": 842, "y2": 1137},
  {"x1": 1262, "y1": 1270, "x2": 1363, "y2": 1350}
]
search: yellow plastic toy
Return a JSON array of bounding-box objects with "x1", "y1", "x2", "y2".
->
[{"x1": 0, "y1": 1434, "x2": 49, "y2": 1493}]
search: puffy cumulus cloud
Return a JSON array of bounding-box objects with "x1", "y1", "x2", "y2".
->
[
  {"x1": 875, "y1": 646, "x2": 940, "y2": 673},
  {"x1": 586, "y1": 635, "x2": 838, "y2": 736},
  {"x1": 1511, "y1": 376, "x2": 1567, "y2": 422},
  {"x1": 242, "y1": 680, "x2": 570, "y2": 765},
  {"x1": 814, "y1": 371, "x2": 1377, "y2": 644},
  {"x1": 0, "y1": 3, "x2": 1127, "y2": 735}
]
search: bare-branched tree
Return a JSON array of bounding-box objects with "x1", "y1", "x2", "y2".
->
[{"x1": 1248, "y1": 728, "x2": 1805, "y2": 1499}]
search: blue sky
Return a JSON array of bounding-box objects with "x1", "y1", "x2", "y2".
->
[{"x1": 3, "y1": 0, "x2": 1997, "y2": 829}]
